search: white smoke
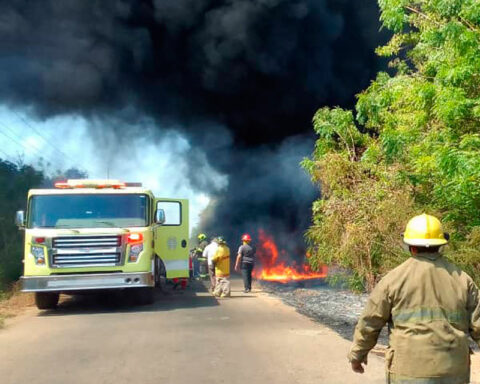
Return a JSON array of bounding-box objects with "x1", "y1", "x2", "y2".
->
[{"x1": 0, "y1": 105, "x2": 228, "y2": 230}]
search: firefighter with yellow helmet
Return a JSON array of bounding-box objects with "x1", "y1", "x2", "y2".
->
[
  {"x1": 349, "y1": 214, "x2": 480, "y2": 383},
  {"x1": 193, "y1": 233, "x2": 209, "y2": 279}
]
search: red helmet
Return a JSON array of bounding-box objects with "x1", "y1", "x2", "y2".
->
[{"x1": 241, "y1": 233, "x2": 252, "y2": 242}]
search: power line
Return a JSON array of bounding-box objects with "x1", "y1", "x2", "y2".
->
[
  {"x1": 0, "y1": 147, "x2": 13, "y2": 159},
  {"x1": 0, "y1": 118, "x2": 88, "y2": 172},
  {"x1": 13, "y1": 111, "x2": 82, "y2": 168},
  {"x1": 0, "y1": 128, "x2": 33, "y2": 153},
  {"x1": 0, "y1": 126, "x2": 88, "y2": 178},
  {"x1": 0, "y1": 122, "x2": 61, "y2": 164},
  {"x1": 0, "y1": 122, "x2": 47, "y2": 154},
  {"x1": 0, "y1": 124, "x2": 81, "y2": 174},
  {"x1": 0, "y1": 130, "x2": 42, "y2": 164}
]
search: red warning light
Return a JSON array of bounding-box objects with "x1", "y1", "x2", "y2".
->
[{"x1": 127, "y1": 233, "x2": 143, "y2": 243}]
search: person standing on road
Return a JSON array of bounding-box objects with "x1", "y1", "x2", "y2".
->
[
  {"x1": 203, "y1": 237, "x2": 218, "y2": 291},
  {"x1": 194, "y1": 233, "x2": 209, "y2": 279},
  {"x1": 212, "y1": 237, "x2": 231, "y2": 298},
  {"x1": 349, "y1": 214, "x2": 480, "y2": 384},
  {"x1": 235, "y1": 233, "x2": 255, "y2": 293}
]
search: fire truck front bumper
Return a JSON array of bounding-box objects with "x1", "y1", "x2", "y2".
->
[{"x1": 21, "y1": 272, "x2": 154, "y2": 292}]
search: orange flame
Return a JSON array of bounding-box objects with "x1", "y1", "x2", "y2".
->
[{"x1": 253, "y1": 229, "x2": 327, "y2": 282}]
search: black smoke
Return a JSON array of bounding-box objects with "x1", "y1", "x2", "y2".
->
[
  {"x1": 200, "y1": 135, "x2": 317, "y2": 258},
  {"x1": 0, "y1": 0, "x2": 387, "y2": 258}
]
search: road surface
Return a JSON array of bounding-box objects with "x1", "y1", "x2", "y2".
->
[{"x1": 0, "y1": 278, "x2": 385, "y2": 384}]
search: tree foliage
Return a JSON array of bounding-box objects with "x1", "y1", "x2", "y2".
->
[
  {"x1": 303, "y1": 0, "x2": 480, "y2": 291},
  {"x1": 0, "y1": 160, "x2": 44, "y2": 289}
]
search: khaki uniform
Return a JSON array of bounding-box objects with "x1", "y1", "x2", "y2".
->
[
  {"x1": 349, "y1": 253, "x2": 480, "y2": 383},
  {"x1": 212, "y1": 244, "x2": 230, "y2": 297}
]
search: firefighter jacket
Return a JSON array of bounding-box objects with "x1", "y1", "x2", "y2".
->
[
  {"x1": 212, "y1": 245, "x2": 230, "y2": 278},
  {"x1": 195, "y1": 240, "x2": 209, "y2": 258},
  {"x1": 349, "y1": 253, "x2": 480, "y2": 382}
]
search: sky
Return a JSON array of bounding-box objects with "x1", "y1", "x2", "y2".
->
[{"x1": 0, "y1": 104, "x2": 227, "y2": 231}]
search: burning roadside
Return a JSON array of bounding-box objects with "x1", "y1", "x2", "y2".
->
[{"x1": 253, "y1": 229, "x2": 327, "y2": 283}]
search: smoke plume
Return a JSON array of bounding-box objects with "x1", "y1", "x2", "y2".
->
[{"x1": 0, "y1": 0, "x2": 387, "y2": 257}]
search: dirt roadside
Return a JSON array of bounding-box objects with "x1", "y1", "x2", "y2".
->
[{"x1": 0, "y1": 285, "x2": 35, "y2": 328}]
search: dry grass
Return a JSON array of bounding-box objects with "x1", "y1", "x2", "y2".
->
[
  {"x1": 0, "y1": 282, "x2": 35, "y2": 328},
  {"x1": 306, "y1": 155, "x2": 416, "y2": 291}
]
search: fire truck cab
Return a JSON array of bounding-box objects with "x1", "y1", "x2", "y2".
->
[{"x1": 15, "y1": 179, "x2": 190, "y2": 309}]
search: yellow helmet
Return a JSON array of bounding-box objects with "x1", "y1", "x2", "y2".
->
[
  {"x1": 197, "y1": 233, "x2": 207, "y2": 241},
  {"x1": 403, "y1": 214, "x2": 448, "y2": 247}
]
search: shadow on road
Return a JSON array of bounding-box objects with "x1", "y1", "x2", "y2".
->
[{"x1": 38, "y1": 280, "x2": 219, "y2": 317}]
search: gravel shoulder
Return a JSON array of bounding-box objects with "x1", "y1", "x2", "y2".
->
[{"x1": 261, "y1": 281, "x2": 388, "y2": 347}]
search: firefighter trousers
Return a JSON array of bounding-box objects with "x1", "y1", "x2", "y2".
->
[
  {"x1": 208, "y1": 265, "x2": 216, "y2": 290},
  {"x1": 213, "y1": 277, "x2": 231, "y2": 297}
]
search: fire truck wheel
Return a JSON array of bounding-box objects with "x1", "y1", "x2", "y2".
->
[
  {"x1": 135, "y1": 287, "x2": 154, "y2": 306},
  {"x1": 35, "y1": 292, "x2": 59, "y2": 310},
  {"x1": 155, "y1": 257, "x2": 167, "y2": 291}
]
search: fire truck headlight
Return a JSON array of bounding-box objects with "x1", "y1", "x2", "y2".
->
[
  {"x1": 128, "y1": 244, "x2": 143, "y2": 262},
  {"x1": 31, "y1": 245, "x2": 46, "y2": 265}
]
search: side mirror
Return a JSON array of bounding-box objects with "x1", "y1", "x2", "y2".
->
[
  {"x1": 15, "y1": 210, "x2": 25, "y2": 228},
  {"x1": 155, "y1": 209, "x2": 166, "y2": 225}
]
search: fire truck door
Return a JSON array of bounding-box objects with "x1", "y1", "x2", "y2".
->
[{"x1": 154, "y1": 199, "x2": 189, "y2": 279}]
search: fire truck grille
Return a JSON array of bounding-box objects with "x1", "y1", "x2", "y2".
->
[{"x1": 52, "y1": 236, "x2": 122, "y2": 267}]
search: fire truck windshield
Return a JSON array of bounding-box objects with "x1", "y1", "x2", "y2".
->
[{"x1": 28, "y1": 194, "x2": 149, "y2": 229}]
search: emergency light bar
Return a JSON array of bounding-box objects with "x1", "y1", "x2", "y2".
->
[{"x1": 54, "y1": 179, "x2": 126, "y2": 189}]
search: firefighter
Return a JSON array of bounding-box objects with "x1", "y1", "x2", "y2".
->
[
  {"x1": 235, "y1": 233, "x2": 255, "y2": 293},
  {"x1": 203, "y1": 237, "x2": 218, "y2": 291},
  {"x1": 349, "y1": 214, "x2": 480, "y2": 383},
  {"x1": 212, "y1": 237, "x2": 231, "y2": 298},
  {"x1": 194, "y1": 233, "x2": 209, "y2": 279}
]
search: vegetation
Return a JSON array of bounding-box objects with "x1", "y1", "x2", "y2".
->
[
  {"x1": 303, "y1": 0, "x2": 480, "y2": 291},
  {"x1": 0, "y1": 160, "x2": 44, "y2": 290}
]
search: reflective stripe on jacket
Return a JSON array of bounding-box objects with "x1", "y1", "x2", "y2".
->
[
  {"x1": 212, "y1": 245, "x2": 230, "y2": 277},
  {"x1": 349, "y1": 253, "x2": 480, "y2": 381}
]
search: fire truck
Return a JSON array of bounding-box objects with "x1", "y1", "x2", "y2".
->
[{"x1": 15, "y1": 179, "x2": 190, "y2": 309}]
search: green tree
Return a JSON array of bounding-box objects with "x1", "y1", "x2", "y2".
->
[
  {"x1": 303, "y1": 0, "x2": 480, "y2": 291},
  {"x1": 0, "y1": 160, "x2": 44, "y2": 289}
]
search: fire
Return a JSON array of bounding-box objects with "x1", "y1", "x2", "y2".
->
[{"x1": 253, "y1": 229, "x2": 327, "y2": 282}]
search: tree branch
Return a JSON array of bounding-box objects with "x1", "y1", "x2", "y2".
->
[{"x1": 405, "y1": 6, "x2": 442, "y2": 27}]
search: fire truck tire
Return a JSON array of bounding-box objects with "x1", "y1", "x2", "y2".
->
[
  {"x1": 135, "y1": 287, "x2": 154, "y2": 306},
  {"x1": 35, "y1": 292, "x2": 59, "y2": 310},
  {"x1": 155, "y1": 256, "x2": 167, "y2": 291}
]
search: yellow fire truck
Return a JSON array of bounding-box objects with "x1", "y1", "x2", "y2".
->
[{"x1": 15, "y1": 179, "x2": 190, "y2": 309}]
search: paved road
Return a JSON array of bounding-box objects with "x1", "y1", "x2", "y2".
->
[{"x1": 0, "y1": 278, "x2": 385, "y2": 384}]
